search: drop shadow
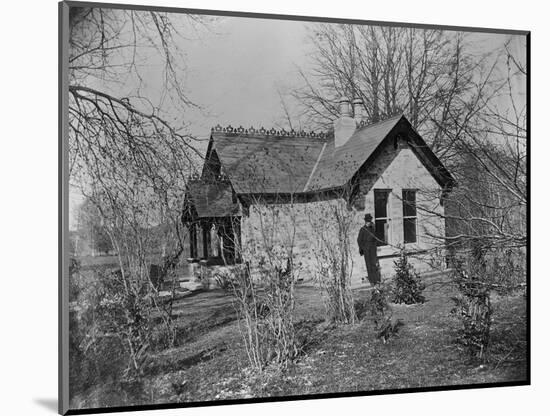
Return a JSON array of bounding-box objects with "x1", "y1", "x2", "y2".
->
[{"x1": 34, "y1": 398, "x2": 58, "y2": 413}]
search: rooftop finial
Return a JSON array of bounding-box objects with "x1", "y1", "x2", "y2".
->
[{"x1": 211, "y1": 124, "x2": 328, "y2": 139}]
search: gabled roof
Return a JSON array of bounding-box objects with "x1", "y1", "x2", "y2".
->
[
  {"x1": 210, "y1": 128, "x2": 327, "y2": 194},
  {"x1": 204, "y1": 115, "x2": 454, "y2": 197},
  {"x1": 183, "y1": 180, "x2": 240, "y2": 219},
  {"x1": 305, "y1": 115, "x2": 403, "y2": 191}
]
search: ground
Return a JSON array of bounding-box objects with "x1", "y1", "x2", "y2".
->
[
  {"x1": 148, "y1": 275, "x2": 526, "y2": 405},
  {"x1": 70, "y1": 271, "x2": 527, "y2": 409}
]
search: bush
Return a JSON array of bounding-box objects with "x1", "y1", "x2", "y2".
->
[
  {"x1": 369, "y1": 286, "x2": 392, "y2": 329},
  {"x1": 197, "y1": 264, "x2": 211, "y2": 290},
  {"x1": 450, "y1": 257, "x2": 492, "y2": 359},
  {"x1": 69, "y1": 267, "x2": 177, "y2": 406},
  {"x1": 308, "y1": 203, "x2": 356, "y2": 324},
  {"x1": 228, "y1": 255, "x2": 298, "y2": 372},
  {"x1": 69, "y1": 257, "x2": 81, "y2": 303},
  {"x1": 490, "y1": 248, "x2": 526, "y2": 296},
  {"x1": 213, "y1": 269, "x2": 234, "y2": 292},
  {"x1": 391, "y1": 249, "x2": 425, "y2": 304}
]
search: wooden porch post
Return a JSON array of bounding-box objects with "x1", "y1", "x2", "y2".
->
[
  {"x1": 188, "y1": 224, "x2": 197, "y2": 259},
  {"x1": 202, "y1": 221, "x2": 210, "y2": 259}
]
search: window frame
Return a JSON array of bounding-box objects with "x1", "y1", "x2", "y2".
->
[
  {"x1": 374, "y1": 189, "x2": 391, "y2": 247},
  {"x1": 402, "y1": 189, "x2": 418, "y2": 244}
]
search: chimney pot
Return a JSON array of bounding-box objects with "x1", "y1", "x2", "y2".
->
[
  {"x1": 352, "y1": 97, "x2": 365, "y2": 124},
  {"x1": 338, "y1": 96, "x2": 352, "y2": 117}
]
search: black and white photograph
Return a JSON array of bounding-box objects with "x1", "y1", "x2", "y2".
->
[{"x1": 59, "y1": 1, "x2": 529, "y2": 413}]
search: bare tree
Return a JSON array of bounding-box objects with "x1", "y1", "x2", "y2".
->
[
  {"x1": 68, "y1": 7, "x2": 209, "y2": 280},
  {"x1": 297, "y1": 25, "x2": 526, "y2": 250},
  {"x1": 433, "y1": 38, "x2": 527, "y2": 251},
  {"x1": 294, "y1": 24, "x2": 486, "y2": 146},
  {"x1": 67, "y1": 6, "x2": 211, "y2": 397}
]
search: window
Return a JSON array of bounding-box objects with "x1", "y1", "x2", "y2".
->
[
  {"x1": 402, "y1": 189, "x2": 417, "y2": 244},
  {"x1": 374, "y1": 189, "x2": 390, "y2": 246},
  {"x1": 196, "y1": 223, "x2": 204, "y2": 259}
]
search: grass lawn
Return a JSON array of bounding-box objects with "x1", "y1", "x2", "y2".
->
[
  {"x1": 135, "y1": 274, "x2": 527, "y2": 406},
  {"x1": 70, "y1": 272, "x2": 527, "y2": 409}
]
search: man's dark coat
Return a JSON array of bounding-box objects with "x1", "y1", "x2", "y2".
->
[{"x1": 357, "y1": 222, "x2": 380, "y2": 285}]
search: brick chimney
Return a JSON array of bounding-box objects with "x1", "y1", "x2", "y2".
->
[{"x1": 334, "y1": 96, "x2": 356, "y2": 148}]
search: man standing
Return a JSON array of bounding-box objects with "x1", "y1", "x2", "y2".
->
[{"x1": 357, "y1": 213, "x2": 381, "y2": 285}]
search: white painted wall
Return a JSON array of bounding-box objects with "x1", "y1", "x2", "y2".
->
[
  {"x1": 360, "y1": 143, "x2": 447, "y2": 280},
  {"x1": 240, "y1": 141, "x2": 447, "y2": 284}
]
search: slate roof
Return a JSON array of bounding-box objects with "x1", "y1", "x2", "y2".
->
[
  {"x1": 210, "y1": 132, "x2": 326, "y2": 194},
  {"x1": 201, "y1": 115, "x2": 453, "y2": 198},
  {"x1": 184, "y1": 180, "x2": 240, "y2": 219},
  {"x1": 305, "y1": 115, "x2": 403, "y2": 191}
]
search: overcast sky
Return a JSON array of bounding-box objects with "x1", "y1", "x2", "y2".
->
[
  {"x1": 181, "y1": 16, "x2": 525, "y2": 141},
  {"x1": 69, "y1": 12, "x2": 527, "y2": 229},
  {"x1": 184, "y1": 16, "x2": 311, "y2": 138}
]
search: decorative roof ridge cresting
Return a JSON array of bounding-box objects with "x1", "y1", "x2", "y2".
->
[{"x1": 211, "y1": 124, "x2": 329, "y2": 139}]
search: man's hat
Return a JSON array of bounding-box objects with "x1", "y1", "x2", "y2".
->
[{"x1": 364, "y1": 213, "x2": 373, "y2": 221}]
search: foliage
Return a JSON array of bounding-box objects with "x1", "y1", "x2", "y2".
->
[
  {"x1": 366, "y1": 285, "x2": 405, "y2": 344},
  {"x1": 69, "y1": 268, "x2": 178, "y2": 405},
  {"x1": 369, "y1": 285, "x2": 392, "y2": 330},
  {"x1": 213, "y1": 269, "x2": 234, "y2": 292},
  {"x1": 490, "y1": 248, "x2": 526, "y2": 296},
  {"x1": 391, "y1": 249, "x2": 426, "y2": 304},
  {"x1": 450, "y1": 257, "x2": 492, "y2": 359},
  {"x1": 77, "y1": 270, "x2": 152, "y2": 376},
  {"x1": 69, "y1": 257, "x2": 81, "y2": 303},
  {"x1": 449, "y1": 241, "x2": 526, "y2": 359}
]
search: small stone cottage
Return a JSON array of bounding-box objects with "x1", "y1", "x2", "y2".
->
[{"x1": 183, "y1": 98, "x2": 455, "y2": 283}]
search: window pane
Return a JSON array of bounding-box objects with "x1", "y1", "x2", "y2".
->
[
  {"x1": 374, "y1": 190, "x2": 389, "y2": 218},
  {"x1": 196, "y1": 223, "x2": 204, "y2": 258},
  {"x1": 404, "y1": 217, "x2": 417, "y2": 243},
  {"x1": 402, "y1": 190, "x2": 416, "y2": 217},
  {"x1": 375, "y1": 219, "x2": 388, "y2": 246}
]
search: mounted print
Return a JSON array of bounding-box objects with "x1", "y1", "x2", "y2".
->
[{"x1": 59, "y1": 1, "x2": 530, "y2": 414}]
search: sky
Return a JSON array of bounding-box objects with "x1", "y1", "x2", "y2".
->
[
  {"x1": 68, "y1": 12, "x2": 527, "y2": 229},
  {"x1": 184, "y1": 16, "x2": 311, "y2": 137},
  {"x1": 181, "y1": 17, "x2": 525, "y2": 141}
]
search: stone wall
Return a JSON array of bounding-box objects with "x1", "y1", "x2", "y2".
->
[{"x1": 240, "y1": 137, "x2": 447, "y2": 285}]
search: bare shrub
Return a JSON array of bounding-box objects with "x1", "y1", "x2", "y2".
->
[
  {"x1": 227, "y1": 201, "x2": 301, "y2": 372},
  {"x1": 213, "y1": 269, "x2": 234, "y2": 292},
  {"x1": 490, "y1": 248, "x2": 526, "y2": 296},
  {"x1": 197, "y1": 264, "x2": 212, "y2": 290},
  {"x1": 228, "y1": 256, "x2": 298, "y2": 372},
  {"x1": 308, "y1": 202, "x2": 356, "y2": 324}
]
